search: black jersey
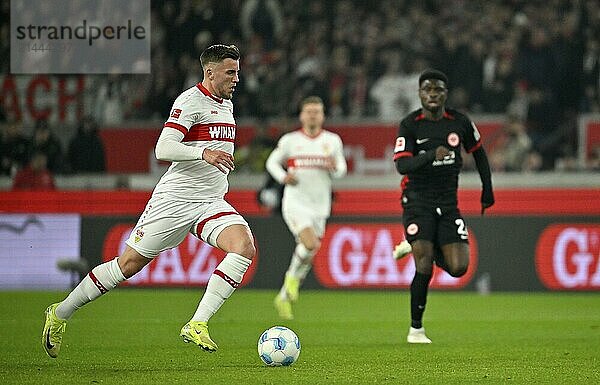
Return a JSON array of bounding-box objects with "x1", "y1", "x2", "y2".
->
[{"x1": 393, "y1": 108, "x2": 482, "y2": 205}]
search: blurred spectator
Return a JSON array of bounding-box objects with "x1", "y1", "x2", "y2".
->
[
  {"x1": 240, "y1": 0, "x2": 284, "y2": 50},
  {"x1": 29, "y1": 120, "x2": 64, "y2": 174},
  {"x1": 327, "y1": 46, "x2": 351, "y2": 118},
  {"x1": 495, "y1": 117, "x2": 533, "y2": 171},
  {"x1": 347, "y1": 66, "x2": 369, "y2": 118},
  {"x1": 68, "y1": 116, "x2": 106, "y2": 173},
  {"x1": 525, "y1": 84, "x2": 565, "y2": 170},
  {"x1": 463, "y1": 39, "x2": 486, "y2": 112},
  {"x1": 517, "y1": 27, "x2": 557, "y2": 95},
  {"x1": 144, "y1": 47, "x2": 183, "y2": 119},
  {"x1": 369, "y1": 53, "x2": 407, "y2": 122},
  {"x1": 583, "y1": 36, "x2": 599, "y2": 112},
  {"x1": 11, "y1": 151, "x2": 55, "y2": 191},
  {"x1": 552, "y1": 4, "x2": 585, "y2": 117},
  {"x1": 398, "y1": 58, "x2": 428, "y2": 114},
  {"x1": 482, "y1": 44, "x2": 517, "y2": 113},
  {"x1": 180, "y1": 52, "x2": 203, "y2": 89},
  {"x1": 94, "y1": 75, "x2": 128, "y2": 125},
  {"x1": 0, "y1": 119, "x2": 30, "y2": 176}
]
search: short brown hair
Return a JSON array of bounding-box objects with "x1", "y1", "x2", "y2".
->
[
  {"x1": 200, "y1": 44, "x2": 240, "y2": 68},
  {"x1": 300, "y1": 96, "x2": 325, "y2": 110}
]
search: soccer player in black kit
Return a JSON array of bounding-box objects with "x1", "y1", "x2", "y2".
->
[{"x1": 393, "y1": 69, "x2": 494, "y2": 343}]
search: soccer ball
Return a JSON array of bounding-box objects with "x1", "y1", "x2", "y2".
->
[{"x1": 257, "y1": 326, "x2": 301, "y2": 366}]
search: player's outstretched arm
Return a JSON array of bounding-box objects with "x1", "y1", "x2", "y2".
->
[{"x1": 472, "y1": 147, "x2": 494, "y2": 215}]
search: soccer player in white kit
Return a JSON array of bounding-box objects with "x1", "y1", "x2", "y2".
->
[
  {"x1": 266, "y1": 96, "x2": 347, "y2": 319},
  {"x1": 42, "y1": 45, "x2": 255, "y2": 357}
]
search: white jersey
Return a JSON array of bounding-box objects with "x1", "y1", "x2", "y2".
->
[
  {"x1": 266, "y1": 129, "x2": 347, "y2": 217},
  {"x1": 153, "y1": 83, "x2": 236, "y2": 201}
]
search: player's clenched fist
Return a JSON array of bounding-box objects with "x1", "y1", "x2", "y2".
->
[{"x1": 203, "y1": 148, "x2": 235, "y2": 173}]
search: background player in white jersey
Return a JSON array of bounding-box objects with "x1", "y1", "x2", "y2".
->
[
  {"x1": 42, "y1": 44, "x2": 255, "y2": 358},
  {"x1": 266, "y1": 96, "x2": 347, "y2": 319}
]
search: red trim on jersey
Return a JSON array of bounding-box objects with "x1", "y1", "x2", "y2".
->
[
  {"x1": 164, "y1": 122, "x2": 188, "y2": 135},
  {"x1": 196, "y1": 82, "x2": 224, "y2": 104},
  {"x1": 393, "y1": 151, "x2": 413, "y2": 161},
  {"x1": 213, "y1": 269, "x2": 239, "y2": 288},
  {"x1": 195, "y1": 211, "x2": 239, "y2": 236},
  {"x1": 88, "y1": 271, "x2": 108, "y2": 294},
  {"x1": 415, "y1": 111, "x2": 455, "y2": 121},
  {"x1": 400, "y1": 175, "x2": 409, "y2": 191},
  {"x1": 182, "y1": 123, "x2": 236, "y2": 143},
  {"x1": 467, "y1": 140, "x2": 482, "y2": 153},
  {"x1": 297, "y1": 127, "x2": 323, "y2": 139},
  {"x1": 443, "y1": 111, "x2": 455, "y2": 120}
]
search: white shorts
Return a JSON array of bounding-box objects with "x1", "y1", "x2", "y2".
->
[
  {"x1": 126, "y1": 195, "x2": 249, "y2": 258},
  {"x1": 282, "y1": 204, "x2": 327, "y2": 239}
]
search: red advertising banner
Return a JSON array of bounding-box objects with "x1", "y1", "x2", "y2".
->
[
  {"x1": 1, "y1": 189, "x2": 597, "y2": 216},
  {"x1": 0, "y1": 191, "x2": 264, "y2": 216},
  {"x1": 313, "y1": 223, "x2": 478, "y2": 289},
  {"x1": 101, "y1": 223, "x2": 258, "y2": 287},
  {"x1": 535, "y1": 224, "x2": 600, "y2": 290}
]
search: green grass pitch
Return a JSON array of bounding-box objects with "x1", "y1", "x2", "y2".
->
[{"x1": 1, "y1": 290, "x2": 599, "y2": 384}]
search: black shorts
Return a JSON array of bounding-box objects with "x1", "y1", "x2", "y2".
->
[{"x1": 402, "y1": 203, "x2": 469, "y2": 246}]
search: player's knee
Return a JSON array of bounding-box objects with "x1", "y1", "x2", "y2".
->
[
  {"x1": 304, "y1": 239, "x2": 320, "y2": 254},
  {"x1": 413, "y1": 254, "x2": 434, "y2": 275},
  {"x1": 231, "y1": 237, "x2": 256, "y2": 260},
  {"x1": 446, "y1": 262, "x2": 468, "y2": 277}
]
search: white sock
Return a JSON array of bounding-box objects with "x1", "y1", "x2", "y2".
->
[
  {"x1": 278, "y1": 243, "x2": 315, "y2": 300},
  {"x1": 55, "y1": 257, "x2": 126, "y2": 320},
  {"x1": 191, "y1": 253, "x2": 251, "y2": 322},
  {"x1": 287, "y1": 243, "x2": 315, "y2": 280}
]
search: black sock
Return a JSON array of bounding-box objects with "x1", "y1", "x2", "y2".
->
[{"x1": 410, "y1": 272, "x2": 432, "y2": 329}]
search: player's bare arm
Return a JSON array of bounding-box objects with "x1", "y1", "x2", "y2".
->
[{"x1": 203, "y1": 148, "x2": 235, "y2": 174}]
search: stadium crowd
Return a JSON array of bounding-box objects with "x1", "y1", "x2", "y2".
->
[{"x1": 1, "y1": 0, "x2": 600, "y2": 180}]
